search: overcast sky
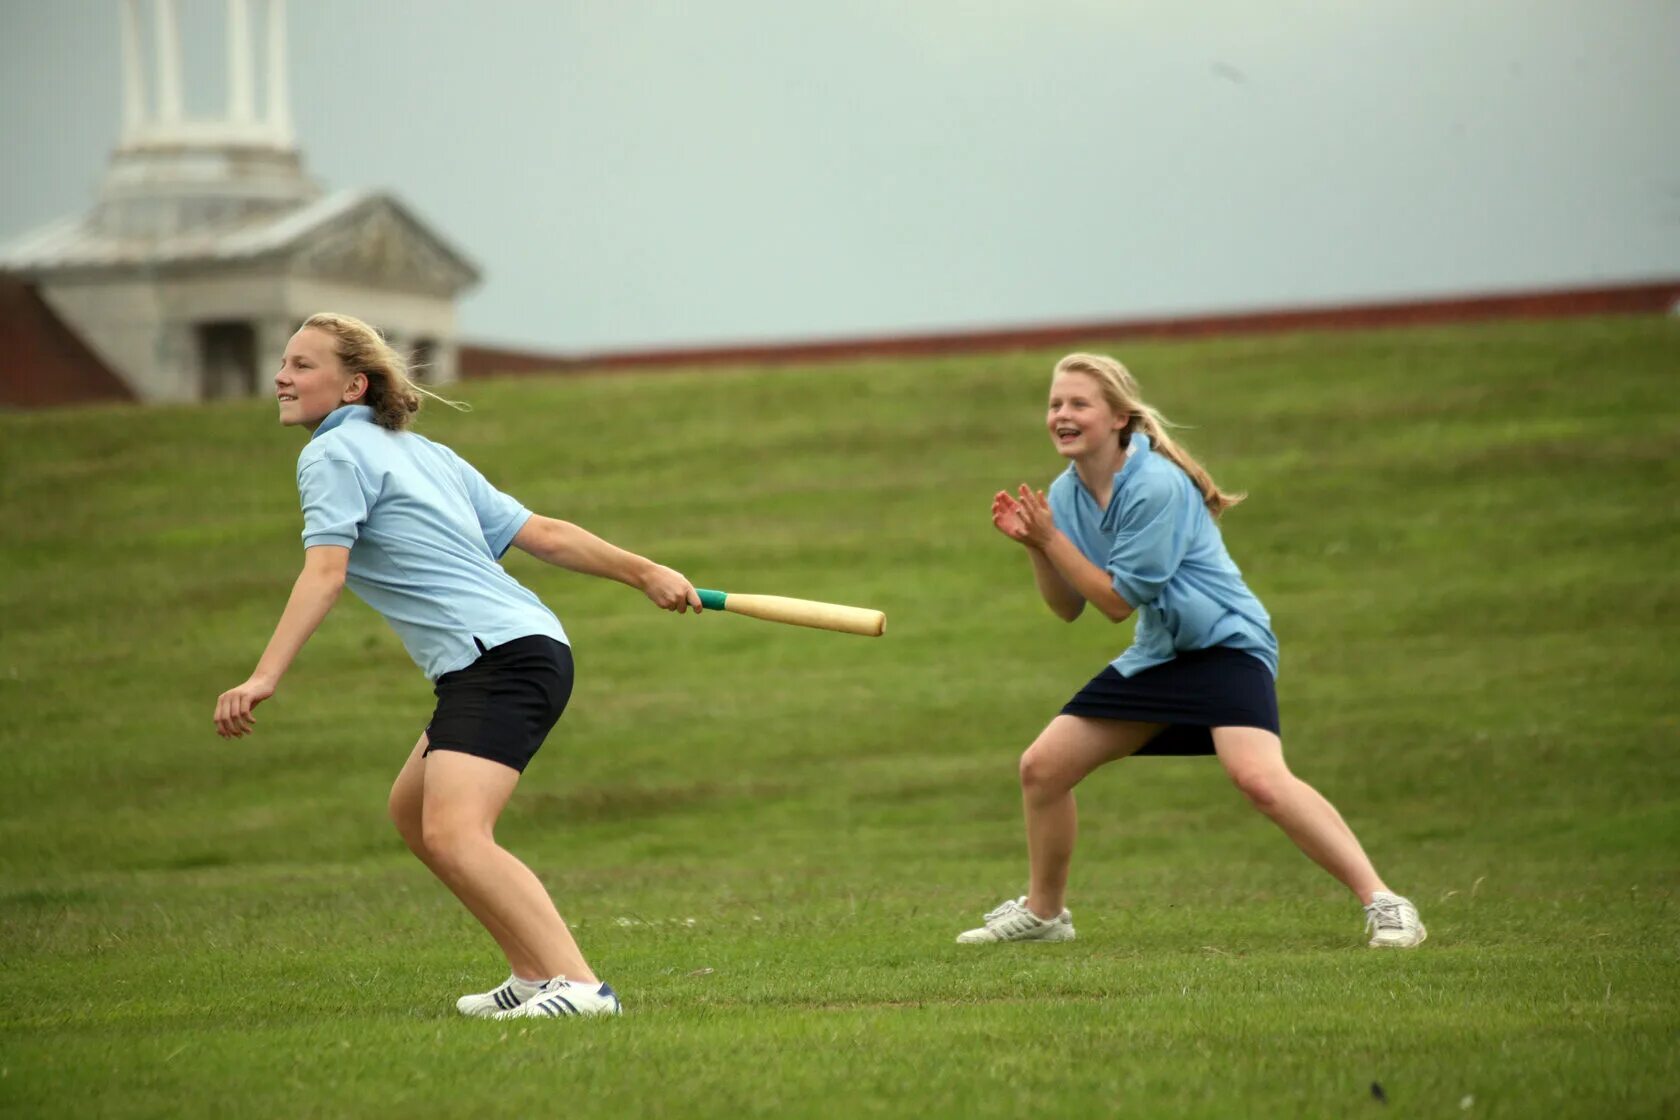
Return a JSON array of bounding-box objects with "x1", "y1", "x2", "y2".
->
[{"x1": 3, "y1": 1, "x2": 1677, "y2": 351}]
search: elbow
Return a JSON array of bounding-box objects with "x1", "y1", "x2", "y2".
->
[
  {"x1": 302, "y1": 551, "x2": 350, "y2": 595},
  {"x1": 539, "y1": 518, "x2": 579, "y2": 564},
  {"x1": 1046, "y1": 596, "x2": 1083, "y2": 622},
  {"x1": 1101, "y1": 590, "x2": 1137, "y2": 624}
]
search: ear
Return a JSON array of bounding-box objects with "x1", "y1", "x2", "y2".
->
[{"x1": 343, "y1": 373, "x2": 369, "y2": 403}]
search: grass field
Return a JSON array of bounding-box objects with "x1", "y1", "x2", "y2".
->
[{"x1": 2, "y1": 316, "x2": 1677, "y2": 1118}]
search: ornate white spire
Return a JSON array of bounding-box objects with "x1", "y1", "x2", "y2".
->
[
  {"x1": 116, "y1": 0, "x2": 294, "y2": 149},
  {"x1": 100, "y1": 0, "x2": 316, "y2": 237}
]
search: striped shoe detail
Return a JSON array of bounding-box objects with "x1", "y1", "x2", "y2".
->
[
  {"x1": 537, "y1": 993, "x2": 579, "y2": 1017},
  {"x1": 493, "y1": 985, "x2": 521, "y2": 1011}
]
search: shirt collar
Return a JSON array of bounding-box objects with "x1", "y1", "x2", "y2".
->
[
  {"x1": 310, "y1": 404, "x2": 374, "y2": 440},
  {"x1": 1119, "y1": 432, "x2": 1151, "y2": 475}
]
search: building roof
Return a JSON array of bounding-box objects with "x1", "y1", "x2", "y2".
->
[{"x1": 0, "y1": 188, "x2": 480, "y2": 290}]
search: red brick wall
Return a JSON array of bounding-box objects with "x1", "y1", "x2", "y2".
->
[
  {"x1": 459, "y1": 279, "x2": 1680, "y2": 379},
  {"x1": 0, "y1": 279, "x2": 134, "y2": 408}
]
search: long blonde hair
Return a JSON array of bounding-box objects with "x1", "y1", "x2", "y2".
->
[
  {"x1": 301, "y1": 312, "x2": 466, "y2": 431},
  {"x1": 1053, "y1": 352, "x2": 1244, "y2": 516}
]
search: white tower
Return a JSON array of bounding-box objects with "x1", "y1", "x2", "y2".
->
[{"x1": 101, "y1": 0, "x2": 316, "y2": 239}]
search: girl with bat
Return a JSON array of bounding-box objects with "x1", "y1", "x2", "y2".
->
[
  {"x1": 213, "y1": 312, "x2": 702, "y2": 1018},
  {"x1": 958, "y1": 353, "x2": 1424, "y2": 949}
]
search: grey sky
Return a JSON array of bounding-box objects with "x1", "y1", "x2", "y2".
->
[{"x1": 3, "y1": 1, "x2": 1677, "y2": 351}]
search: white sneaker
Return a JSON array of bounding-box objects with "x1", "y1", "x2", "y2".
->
[
  {"x1": 956, "y1": 896, "x2": 1075, "y2": 944},
  {"x1": 1364, "y1": 891, "x2": 1427, "y2": 948},
  {"x1": 493, "y1": 978, "x2": 622, "y2": 1019},
  {"x1": 456, "y1": 974, "x2": 543, "y2": 1018}
]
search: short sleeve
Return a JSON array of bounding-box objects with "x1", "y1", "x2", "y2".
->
[
  {"x1": 298, "y1": 456, "x2": 369, "y2": 549},
  {"x1": 450, "y1": 450, "x2": 532, "y2": 558},
  {"x1": 1106, "y1": 468, "x2": 1191, "y2": 607},
  {"x1": 1046, "y1": 472, "x2": 1078, "y2": 541}
]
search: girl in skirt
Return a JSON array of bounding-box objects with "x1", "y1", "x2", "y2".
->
[
  {"x1": 957, "y1": 353, "x2": 1424, "y2": 949},
  {"x1": 213, "y1": 312, "x2": 702, "y2": 1017}
]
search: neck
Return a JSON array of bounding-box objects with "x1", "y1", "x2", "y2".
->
[{"x1": 1071, "y1": 442, "x2": 1129, "y2": 506}]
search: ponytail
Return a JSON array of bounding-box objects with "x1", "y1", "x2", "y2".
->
[{"x1": 1129, "y1": 406, "x2": 1244, "y2": 517}]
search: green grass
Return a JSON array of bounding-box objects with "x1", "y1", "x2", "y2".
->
[{"x1": 2, "y1": 316, "x2": 1677, "y2": 1118}]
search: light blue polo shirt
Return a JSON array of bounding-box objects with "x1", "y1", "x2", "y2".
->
[
  {"x1": 1047, "y1": 434, "x2": 1278, "y2": 678},
  {"x1": 296, "y1": 405, "x2": 566, "y2": 680}
]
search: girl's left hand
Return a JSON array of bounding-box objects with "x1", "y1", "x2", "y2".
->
[
  {"x1": 214, "y1": 676, "x2": 275, "y2": 739},
  {"x1": 1014, "y1": 484, "x2": 1056, "y2": 547}
]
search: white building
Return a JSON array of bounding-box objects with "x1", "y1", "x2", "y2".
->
[{"x1": 0, "y1": 0, "x2": 479, "y2": 403}]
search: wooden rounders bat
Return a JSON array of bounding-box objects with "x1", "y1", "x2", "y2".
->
[{"x1": 695, "y1": 589, "x2": 886, "y2": 637}]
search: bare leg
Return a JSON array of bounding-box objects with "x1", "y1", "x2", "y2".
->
[
  {"x1": 1212, "y1": 726, "x2": 1386, "y2": 904},
  {"x1": 388, "y1": 734, "x2": 545, "y2": 978},
  {"x1": 418, "y1": 748, "x2": 597, "y2": 982},
  {"x1": 1018, "y1": 716, "x2": 1165, "y2": 920}
]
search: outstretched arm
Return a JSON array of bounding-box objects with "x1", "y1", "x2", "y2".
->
[
  {"x1": 214, "y1": 545, "x2": 349, "y2": 738},
  {"x1": 1010, "y1": 486, "x2": 1135, "y2": 624},
  {"x1": 511, "y1": 515, "x2": 700, "y2": 612}
]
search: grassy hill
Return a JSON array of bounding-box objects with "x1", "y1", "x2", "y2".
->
[{"x1": 2, "y1": 316, "x2": 1676, "y2": 1117}]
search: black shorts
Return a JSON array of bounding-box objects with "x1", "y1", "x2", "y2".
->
[
  {"x1": 1059, "y1": 645, "x2": 1279, "y2": 756},
  {"x1": 424, "y1": 636, "x2": 574, "y2": 773}
]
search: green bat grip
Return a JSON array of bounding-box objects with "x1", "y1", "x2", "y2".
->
[{"x1": 697, "y1": 588, "x2": 728, "y2": 611}]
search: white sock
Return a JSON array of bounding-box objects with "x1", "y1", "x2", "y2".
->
[
  {"x1": 549, "y1": 977, "x2": 602, "y2": 991},
  {"x1": 510, "y1": 975, "x2": 550, "y2": 999}
]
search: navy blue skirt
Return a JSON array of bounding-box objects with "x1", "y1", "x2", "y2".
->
[{"x1": 1059, "y1": 645, "x2": 1279, "y2": 756}]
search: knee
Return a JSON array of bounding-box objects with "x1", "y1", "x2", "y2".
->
[
  {"x1": 1227, "y1": 765, "x2": 1290, "y2": 813},
  {"x1": 1018, "y1": 747, "x2": 1068, "y2": 799},
  {"x1": 419, "y1": 815, "x2": 488, "y2": 866}
]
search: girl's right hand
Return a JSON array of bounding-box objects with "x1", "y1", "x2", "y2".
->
[
  {"x1": 992, "y1": 490, "x2": 1032, "y2": 544},
  {"x1": 214, "y1": 675, "x2": 275, "y2": 739},
  {"x1": 642, "y1": 564, "x2": 702, "y2": 613}
]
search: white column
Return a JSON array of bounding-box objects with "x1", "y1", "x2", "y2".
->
[
  {"x1": 227, "y1": 0, "x2": 255, "y2": 124},
  {"x1": 119, "y1": 0, "x2": 148, "y2": 141},
  {"x1": 154, "y1": 0, "x2": 183, "y2": 125},
  {"x1": 266, "y1": 0, "x2": 293, "y2": 145}
]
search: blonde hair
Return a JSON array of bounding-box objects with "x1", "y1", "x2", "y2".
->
[
  {"x1": 1052, "y1": 352, "x2": 1244, "y2": 516},
  {"x1": 300, "y1": 312, "x2": 466, "y2": 431}
]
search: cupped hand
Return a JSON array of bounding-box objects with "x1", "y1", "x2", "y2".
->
[
  {"x1": 1013, "y1": 484, "x2": 1056, "y2": 546},
  {"x1": 991, "y1": 490, "x2": 1031, "y2": 543},
  {"x1": 643, "y1": 565, "x2": 702, "y2": 613},
  {"x1": 214, "y1": 676, "x2": 275, "y2": 739}
]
